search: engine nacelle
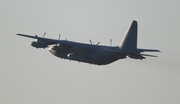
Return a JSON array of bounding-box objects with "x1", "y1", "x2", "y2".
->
[
  {"x1": 49, "y1": 44, "x2": 68, "y2": 52},
  {"x1": 128, "y1": 54, "x2": 146, "y2": 60},
  {"x1": 31, "y1": 41, "x2": 48, "y2": 48}
]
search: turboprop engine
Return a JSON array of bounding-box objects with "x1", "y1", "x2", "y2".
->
[
  {"x1": 31, "y1": 41, "x2": 48, "y2": 48},
  {"x1": 30, "y1": 33, "x2": 49, "y2": 48},
  {"x1": 48, "y1": 44, "x2": 69, "y2": 59}
]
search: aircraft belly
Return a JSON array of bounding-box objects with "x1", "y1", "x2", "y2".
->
[
  {"x1": 89, "y1": 51, "x2": 126, "y2": 65},
  {"x1": 98, "y1": 54, "x2": 126, "y2": 65},
  {"x1": 49, "y1": 46, "x2": 126, "y2": 65},
  {"x1": 49, "y1": 48, "x2": 95, "y2": 63}
]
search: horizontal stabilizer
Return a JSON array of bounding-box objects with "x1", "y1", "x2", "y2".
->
[
  {"x1": 141, "y1": 54, "x2": 158, "y2": 57},
  {"x1": 137, "y1": 49, "x2": 161, "y2": 52}
]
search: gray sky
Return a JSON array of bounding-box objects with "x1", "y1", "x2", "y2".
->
[{"x1": 1, "y1": 0, "x2": 180, "y2": 104}]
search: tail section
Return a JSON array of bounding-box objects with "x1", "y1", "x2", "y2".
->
[{"x1": 119, "y1": 20, "x2": 138, "y2": 53}]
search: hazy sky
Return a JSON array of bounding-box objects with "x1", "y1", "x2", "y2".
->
[{"x1": 1, "y1": 0, "x2": 180, "y2": 104}]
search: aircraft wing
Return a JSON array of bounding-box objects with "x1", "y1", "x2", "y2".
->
[
  {"x1": 16, "y1": 34, "x2": 96, "y2": 53},
  {"x1": 17, "y1": 33, "x2": 72, "y2": 49},
  {"x1": 17, "y1": 34, "x2": 59, "y2": 43}
]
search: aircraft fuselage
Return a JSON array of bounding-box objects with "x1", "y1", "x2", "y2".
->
[
  {"x1": 17, "y1": 20, "x2": 160, "y2": 65},
  {"x1": 48, "y1": 41, "x2": 126, "y2": 65}
]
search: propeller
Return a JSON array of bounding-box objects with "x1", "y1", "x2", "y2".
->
[
  {"x1": 110, "y1": 39, "x2": 112, "y2": 46},
  {"x1": 58, "y1": 34, "x2": 61, "y2": 40},
  {"x1": 96, "y1": 42, "x2": 100, "y2": 45},
  {"x1": 89, "y1": 40, "x2": 100, "y2": 45},
  {"x1": 34, "y1": 32, "x2": 46, "y2": 38},
  {"x1": 89, "y1": 40, "x2": 92, "y2": 44}
]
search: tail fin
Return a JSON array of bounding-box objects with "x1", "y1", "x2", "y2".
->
[{"x1": 119, "y1": 20, "x2": 138, "y2": 53}]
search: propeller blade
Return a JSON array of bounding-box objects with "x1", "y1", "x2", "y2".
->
[
  {"x1": 89, "y1": 40, "x2": 92, "y2": 44},
  {"x1": 96, "y1": 42, "x2": 100, "y2": 45},
  {"x1": 43, "y1": 32, "x2": 46, "y2": 37},
  {"x1": 110, "y1": 39, "x2": 112, "y2": 46},
  {"x1": 58, "y1": 34, "x2": 61, "y2": 40}
]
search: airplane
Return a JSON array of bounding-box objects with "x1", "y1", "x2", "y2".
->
[{"x1": 17, "y1": 20, "x2": 160, "y2": 65}]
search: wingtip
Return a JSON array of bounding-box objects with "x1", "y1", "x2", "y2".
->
[
  {"x1": 16, "y1": 33, "x2": 26, "y2": 37},
  {"x1": 16, "y1": 33, "x2": 26, "y2": 36},
  {"x1": 16, "y1": 33, "x2": 21, "y2": 36},
  {"x1": 16, "y1": 33, "x2": 22, "y2": 36},
  {"x1": 16, "y1": 33, "x2": 37, "y2": 39}
]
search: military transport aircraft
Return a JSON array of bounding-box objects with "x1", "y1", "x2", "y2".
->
[{"x1": 17, "y1": 20, "x2": 160, "y2": 65}]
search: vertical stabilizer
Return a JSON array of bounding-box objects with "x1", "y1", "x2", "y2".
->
[{"x1": 119, "y1": 20, "x2": 138, "y2": 53}]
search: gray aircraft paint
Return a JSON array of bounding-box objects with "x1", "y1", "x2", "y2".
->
[{"x1": 17, "y1": 20, "x2": 160, "y2": 65}]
